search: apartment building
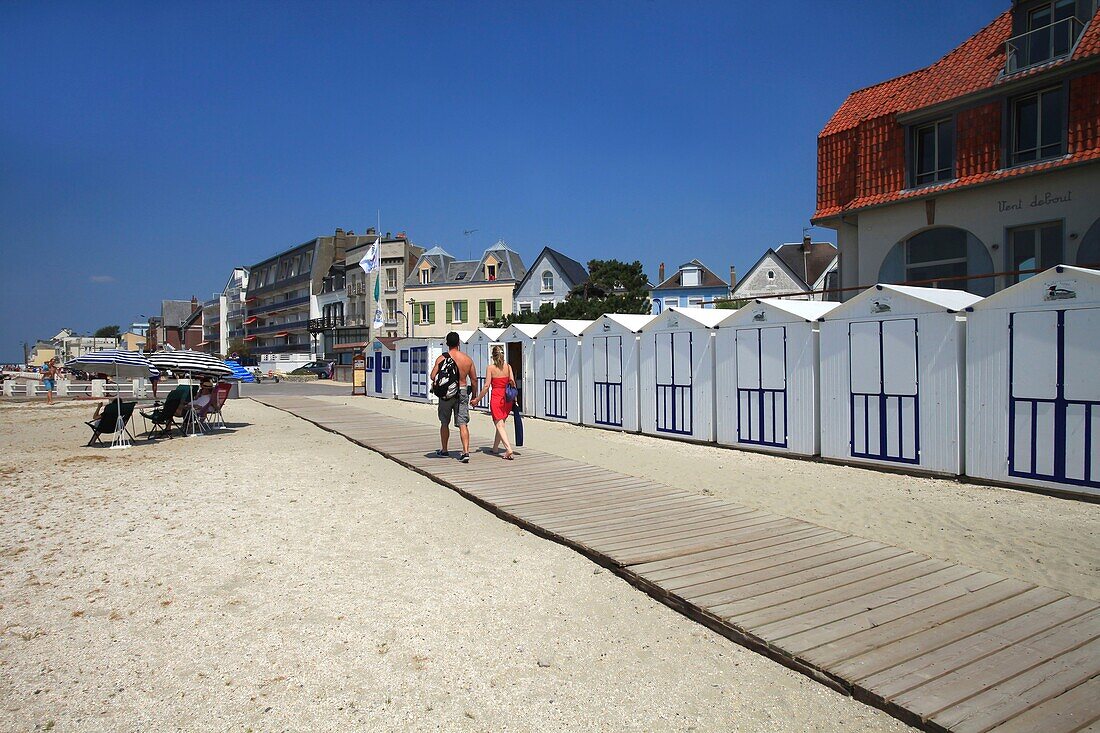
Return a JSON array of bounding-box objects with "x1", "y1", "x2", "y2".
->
[
  {"x1": 813, "y1": 1, "x2": 1100, "y2": 297},
  {"x1": 343, "y1": 231, "x2": 424, "y2": 341},
  {"x1": 246, "y1": 228, "x2": 376, "y2": 371},
  {"x1": 403, "y1": 240, "x2": 527, "y2": 337}
]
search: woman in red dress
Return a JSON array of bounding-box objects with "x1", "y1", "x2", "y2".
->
[{"x1": 473, "y1": 345, "x2": 517, "y2": 460}]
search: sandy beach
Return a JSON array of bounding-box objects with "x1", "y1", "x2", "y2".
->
[{"x1": 0, "y1": 397, "x2": 914, "y2": 732}]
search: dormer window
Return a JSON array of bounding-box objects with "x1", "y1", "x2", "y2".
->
[
  {"x1": 419, "y1": 267, "x2": 431, "y2": 285},
  {"x1": 541, "y1": 270, "x2": 554, "y2": 292},
  {"x1": 1009, "y1": 86, "x2": 1065, "y2": 166},
  {"x1": 910, "y1": 118, "x2": 954, "y2": 186},
  {"x1": 1006, "y1": 0, "x2": 1083, "y2": 73},
  {"x1": 486, "y1": 264, "x2": 497, "y2": 281},
  {"x1": 681, "y1": 267, "x2": 701, "y2": 287}
]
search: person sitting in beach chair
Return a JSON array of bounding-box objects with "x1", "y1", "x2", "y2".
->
[
  {"x1": 182, "y1": 380, "x2": 217, "y2": 432},
  {"x1": 141, "y1": 384, "x2": 196, "y2": 438},
  {"x1": 85, "y1": 400, "x2": 137, "y2": 446},
  {"x1": 204, "y1": 382, "x2": 233, "y2": 429}
]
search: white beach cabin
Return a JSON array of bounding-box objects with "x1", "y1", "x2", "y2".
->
[
  {"x1": 498, "y1": 323, "x2": 543, "y2": 412},
  {"x1": 819, "y1": 284, "x2": 981, "y2": 475},
  {"x1": 394, "y1": 337, "x2": 443, "y2": 404},
  {"x1": 363, "y1": 337, "x2": 398, "y2": 399},
  {"x1": 466, "y1": 327, "x2": 504, "y2": 411},
  {"x1": 580, "y1": 314, "x2": 654, "y2": 432},
  {"x1": 639, "y1": 307, "x2": 725, "y2": 443},
  {"x1": 965, "y1": 265, "x2": 1100, "y2": 498},
  {"x1": 534, "y1": 320, "x2": 593, "y2": 423},
  {"x1": 715, "y1": 299, "x2": 838, "y2": 456}
]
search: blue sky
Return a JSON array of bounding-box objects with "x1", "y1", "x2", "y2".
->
[{"x1": 0, "y1": 0, "x2": 1006, "y2": 361}]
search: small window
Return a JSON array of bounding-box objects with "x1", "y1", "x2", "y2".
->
[
  {"x1": 1009, "y1": 86, "x2": 1065, "y2": 167},
  {"x1": 1009, "y1": 221, "x2": 1064, "y2": 283},
  {"x1": 665, "y1": 297, "x2": 679, "y2": 308},
  {"x1": 365, "y1": 356, "x2": 374, "y2": 370},
  {"x1": 486, "y1": 264, "x2": 497, "y2": 281},
  {"x1": 910, "y1": 118, "x2": 954, "y2": 186},
  {"x1": 419, "y1": 303, "x2": 431, "y2": 324},
  {"x1": 518, "y1": 302, "x2": 532, "y2": 314},
  {"x1": 452, "y1": 301, "x2": 466, "y2": 323},
  {"x1": 681, "y1": 268, "x2": 701, "y2": 287},
  {"x1": 688, "y1": 297, "x2": 704, "y2": 307},
  {"x1": 400, "y1": 350, "x2": 409, "y2": 363},
  {"x1": 541, "y1": 270, "x2": 554, "y2": 292},
  {"x1": 382, "y1": 356, "x2": 391, "y2": 370},
  {"x1": 455, "y1": 272, "x2": 467, "y2": 280},
  {"x1": 486, "y1": 300, "x2": 499, "y2": 320},
  {"x1": 419, "y1": 267, "x2": 431, "y2": 285},
  {"x1": 767, "y1": 270, "x2": 775, "y2": 280},
  {"x1": 386, "y1": 268, "x2": 398, "y2": 290}
]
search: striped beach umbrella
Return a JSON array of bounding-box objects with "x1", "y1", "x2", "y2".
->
[
  {"x1": 66, "y1": 349, "x2": 160, "y2": 379},
  {"x1": 148, "y1": 350, "x2": 233, "y2": 378},
  {"x1": 224, "y1": 360, "x2": 256, "y2": 382}
]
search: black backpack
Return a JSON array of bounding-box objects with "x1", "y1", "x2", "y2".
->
[{"x1": 432, "y1": 355, "x2": 460, "y2": 400}]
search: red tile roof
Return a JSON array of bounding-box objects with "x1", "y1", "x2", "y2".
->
[{"x1": 814, "y1": 7, "x2": 1100, "y2": 221}]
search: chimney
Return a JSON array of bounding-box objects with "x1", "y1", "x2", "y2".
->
[
  {"x1": 659, "y1": 262, "x2": 666, "y2": 282},
  {"x1": 366, "y1": 227, "x2": 376, "y2": 236},
  {"x1": 190, "y1": 295, "x2": 199, "y2": 312},
  {"x1": 335, "y1": 227, "x2": 345, "y2": 237},
  {"x1": 729, "y1": 266, "x2": 737, "y2": 287},
  {"x1": 802, "y1": 234, "x2": 812, "y2": 253}
]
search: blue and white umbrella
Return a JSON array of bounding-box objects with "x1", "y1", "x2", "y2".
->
[
  {"x1": 224, "y1": 360, "x2": 255, "y2": 382},
  {"x1": 148, "y1": 350, "x2": 233, "y2": 378},
  {"x1": 66, "y1": 349, "x2": 159, "y2": 379}
]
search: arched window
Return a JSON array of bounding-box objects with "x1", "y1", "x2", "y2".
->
[
  {"x1": 879, "y1": 227, "x2": 994, "y2": 296},
  {"x1": 1077, "y1": 217, "x2": 1100, "y2": 269},
  {"x1": 541, "y1": 270, "x2": 554, "y2": 292},
  {"x1": 767, "y1": 270, "x2": 775, "y2": 280}
]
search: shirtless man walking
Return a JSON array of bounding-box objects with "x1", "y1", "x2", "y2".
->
[{"x1": 430, "y1": 331, "x2": 477, "y2": 463}]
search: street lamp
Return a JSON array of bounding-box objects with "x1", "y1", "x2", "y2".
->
[
  {"x1": 406, "y1": 299, "x2": 415, "y2": 338},
  {"x1": 395, "y1": 310, "x2": 409, "y2": 337}
]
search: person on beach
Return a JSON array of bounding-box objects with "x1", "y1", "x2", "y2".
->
[
  {"x1": 149, "y1": 371, "x2": 160, "y2": 398},
  {"x1": 41, "y1": 359, "x2": 58, "y2": 405},
  {"x1": 430, "y1": 331, "x2": 476, "y2": 463},
  {"x1": 473, "y1": 345, "x2": 516, "y2": 460}
]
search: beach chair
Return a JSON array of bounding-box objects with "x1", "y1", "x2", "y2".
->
[
  {"x1": 86, "y1": 401, "x2": 137, "y2": 447},
  {"x1": 206, "y1": 382, "x2": 233, "y2": 430},
  {"x1": 142, "y1": 386, "x2": 190, "y2": 439}
]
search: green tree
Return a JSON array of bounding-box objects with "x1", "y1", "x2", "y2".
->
[
  {"x1": 715, "y1": 298, "x2": 749, "y2": 310},
  {"x1": 93, "y1": 325, "x2": 121, "y2": 339},
  {"x1": 494, "y1": 259, "x2": 652, "y2": 327},
  {"x1": 226, "y1": 338, "x2": 252, "y2": 359}
]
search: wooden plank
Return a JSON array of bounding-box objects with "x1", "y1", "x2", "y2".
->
[
  {"x1": 932, "y1": 638, "x2": 1100, "y2": 732},
  {"x1": 835, "y1": 586, "x2": 1067, "y2": 683},
  {"x1": 570, "y1": 506, "x2": 760, "y2": 544},
  {"x1": 545, "y1": 497, "x2": 736, "y2": 535},
  {"x1": 984, "y1": 675, "x2": 1100, "y2": 733},
  {"x1": 652, "y1": 535, "x2": 869, "y2": 592},
  {"x1": 866, "y1": 600, "x2": 1098, "y2": 702},
  {"x1": 630, "y1": 525, "x2": 836, "y2": 575},
  {"x1": 777, "y1": 572, "x2": 1011, "y2": 657},
  {"x1": 591, "y1": 512, "x2": 780, "y2": 554}
]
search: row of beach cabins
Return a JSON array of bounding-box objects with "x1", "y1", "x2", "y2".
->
[{"x1": 360, "y1": 265, "x2": 1098, "y2": 500}]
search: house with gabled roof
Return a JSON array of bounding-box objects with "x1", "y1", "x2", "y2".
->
[
  {"x1": 512, "y1": 246, "x2": 589, "y2": 315},
  {"x1": 649, "y1": 259, "x2": 730, "y2": 314},
  {"x1": 813, "y1": 2, "x2": 1100, "y2": 300},
  {"x1": 732, "y1": 237, "x2": 839, "y2": 301},
  {"x1": 403, "y1": 240, "x2": 527, "y2": 336}
]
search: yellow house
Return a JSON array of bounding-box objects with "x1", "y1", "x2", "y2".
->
[
  {"x1": 29, "y1": 341, "x2": 56, "y2": 367},
  {"x1": 403, "y1": 241, "x2": 527, "y2": 338},
  {"x1": 121, "y1": 332, "x2": 147, "y2": 352}
]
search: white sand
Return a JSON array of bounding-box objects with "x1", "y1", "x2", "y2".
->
[
  {"x1": 0, "y1": 398, "x2": 910, "y2": 731},
  {"x1": 329, "y1": 393, "x2": 1100, "y2": 602}
]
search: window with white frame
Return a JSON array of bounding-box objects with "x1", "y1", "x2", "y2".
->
[
  {"x1": 419, "y1": 267, "x2": 431, "y2": 285},
  {"x1": 451, "y1": 300, "x2": 466, "y2": 323},
  {"x1": 665, "y1": 297, "x2": 679, "y2": 308},
  {"x1": 386, "y1": 268, "x2": 398, "y2": 291},
  {"x1": 910, "y1": 118, "x2": 954, "y2": 186},
  {"x1": 419, "y1": 303, "x2": 431, "y2": 324},
  {"x1": 518, "y1": 302, "x2": 532, "y2": 314},
  {"x1": 541, "y1": 270, "x2": 554, "y2": 292}
]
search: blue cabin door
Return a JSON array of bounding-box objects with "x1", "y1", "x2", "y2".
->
[
  {"x1": 1010, "y1": 308, "x2": 1100, "y2": 488},
  {"x1": 541, "y1": 338, "x2": 568, "y2": 419},
  {"x1": 849, "y1": 319, "x2": 919, "y2": 463},
  {"x1": 592, "y1": 335, "x2": 624, "y2": 427},
  {"x1": 655, "y1": 331, "x2": 693, "y2": 435},
  {"x1": 736, "y1": 326, "x2": 787, "y2": 448},
  {"x1": 410, "y1": 347, "x2": 428, "y2": 398},
  {"x1": 374, "y1": 350, "x2": 384, "y2": 393}
]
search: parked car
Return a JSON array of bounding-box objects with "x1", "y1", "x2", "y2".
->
[{"x1": 291, "y1": 361, "x2": 334, "y2": 379}]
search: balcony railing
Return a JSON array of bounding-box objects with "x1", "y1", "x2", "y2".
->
[
  {"x1": 248, "y1": 295, "x2": 310, "y2": 316},
  {"x1": 1006, "y1": 16, "x2": 1085, "y2": 74},
  {"x1": 249, "y1": 319, "x2": 310, "y2": 335}
]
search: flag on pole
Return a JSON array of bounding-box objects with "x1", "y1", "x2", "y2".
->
[
  {"x1": 359, "y1": 236, "x2": 381, "y2": 274},
  {"x1": 372, "y1": 273, "x2": 384, "y2": 328}
]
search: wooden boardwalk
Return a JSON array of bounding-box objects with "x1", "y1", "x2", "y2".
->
[{"x1": 254, "y1": 395, "x2": 1100, "y2": 733}]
